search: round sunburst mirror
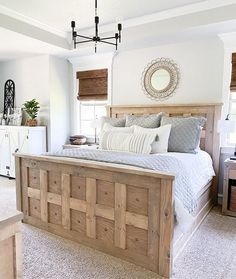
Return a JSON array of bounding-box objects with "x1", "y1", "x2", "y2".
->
[{"x1": 142, "y1": 58, "x2": 180, "y2": 100}]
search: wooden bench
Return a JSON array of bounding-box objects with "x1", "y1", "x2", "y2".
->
[{"x1": 0, "y1": 210, "x2": 23, "y2": 279}]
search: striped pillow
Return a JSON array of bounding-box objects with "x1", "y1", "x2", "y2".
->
[{"x1": 99, "y1": 131, "x2": 157, "y2": 154}]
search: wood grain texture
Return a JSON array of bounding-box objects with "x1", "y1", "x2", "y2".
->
[
  {"x1": 86, "y1": 178, "x2": 97, "y2": 239},
  {"x1": 115, "y1": 183, "x2": 127, "y2": 249},
  {"x1": 0, "y1": 215, "x2": 22, "y2": 279},
  {"x1": 15, "y1": 157, "x2": 22, "y2": 212},
  {"x1": 159, "y1": 179, "x2": 174, "y2": 278},
  {"x1": 21, "y1": 165, "x2": 29, "y2": 217},
  {"x1": 40, "y1": 170, "x2": 48, "y2": 223},
  {"x1": 61, "y1": 174, "x2": 71, "y2": 230},
  {"x1": 14, "y1": 230, "x2": 23, "y2": 279},
  {"x1": 148, "y1": 187, "x2": 161, "y2": 272}
]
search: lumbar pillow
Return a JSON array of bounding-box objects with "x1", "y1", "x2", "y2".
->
[
  {"x1": 102, "y1": 122, "x2": 134, "y2": 133},
  {"x1": 99, "y1": 131, "x2": 157, "y2": 154},
  {"x1": 125, "y1": 112, "x2": 164, "y2": 128},
  {"x1": 100, "y1": 116, "x2": 126, "y2": 129},
  {"x1": 161, "y1": 116, "x2": 206, "y2": 153},
  {"x1": 134, "y1": 124, "x2": 171, "y2": 153}
]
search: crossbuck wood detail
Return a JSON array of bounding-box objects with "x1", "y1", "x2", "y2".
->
[{"x1": 16, "y1": 156, "x2": 174, "y2": 278}]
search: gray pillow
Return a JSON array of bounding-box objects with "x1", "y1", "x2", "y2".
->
[
  {"x1": 161, "y1": 116, "x2": 206, "y2": 153},
  {"x1": 101, "y1": 116, "x2": 126, "y2": 128},
  {"x1": 125, "y1": 113, "x2": 164, "y2": 128}
]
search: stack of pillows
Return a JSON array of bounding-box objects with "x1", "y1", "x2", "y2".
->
[{"x1": 99, "y1": 113, "x2": 206, "y2": 154}]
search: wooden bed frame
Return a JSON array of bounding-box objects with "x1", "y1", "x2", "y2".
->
[{"x1": 15, "y1": 103, "x2": 221, "y2": 278}]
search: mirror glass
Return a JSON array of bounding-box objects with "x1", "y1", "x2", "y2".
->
[{"x1": 151, "y1": 69, "x2": 170, "y2": 91}]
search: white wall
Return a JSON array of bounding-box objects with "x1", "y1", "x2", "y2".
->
[
  {"x1": 112, "y1": 38, "x2": 225, "y2": 105},
  {"x1": 49, "y1": 56, "x2": 70, "y2": 151},
  {"x1": 0, "y1": 55, "x2": 50, "y2": 125},
  {"x1": 0, "y1": 55, "x2": 71, "y2": 151}
]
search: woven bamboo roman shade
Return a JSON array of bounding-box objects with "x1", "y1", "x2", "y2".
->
[
  {"x1": 231, "y1": 53, "x2": 236, "y2": 91},
  {"x1": 77, "y1": 69, "x2": 108, "y2": 101}
]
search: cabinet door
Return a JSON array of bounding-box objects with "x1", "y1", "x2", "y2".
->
[
  {"x1": 9, "y1": 130, "x2": 19, "y2": 178},
  {"x1": 28, "y1": 129, "x2": 46, "y2": 154},
  {"x1": 18, "y1": 129, "x2": 29, "y2": 153},
  {"x1": 0, "y1": 130, "x2": 10, "y2": 176}
]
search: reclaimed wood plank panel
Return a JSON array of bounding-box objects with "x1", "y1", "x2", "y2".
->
[
  {"x1": 14, "y1": 229, "x2": 23, "y2": 279},
  {"x1": 115, "y1": 183, "x2": 127, "y2": 249},
  {"x1": 159, "y1": 179, "x2": 174, "y2": 278},
  {"x1": 86, "y1": 178, "x2": 97, "y2": 239},
  {"x1": 148, "y1": 187, "x2": 161, "y2": 272},
  {"x1": 15, "y1": 157, "x2": 22, "y2": 212},
  {"x1": 40, "y1": 170, "x2": 48, "y2": 223},
  {"x1": 61, "y1": 174, "x2": 71, "y2": 230},
  {"x1": 21, "y1": 165, "x2": 29, "y2": 216}
]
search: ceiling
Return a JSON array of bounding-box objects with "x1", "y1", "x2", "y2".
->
[
  {"x1": 0, "y1": 0, "x2": 235, "y2": 60},
  {"x1": 0, "y1": 27, "x2": 66, "y2": 61},
  {"x1": 0, "y1": 0, "x2": 206, "y2": 32}
]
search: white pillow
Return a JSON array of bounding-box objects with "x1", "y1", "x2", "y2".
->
[
  {"x1": 99, "y1": 131, "x2": 157, "y2": 154},
  {"x1": 102, "y1": 122, "x2": 134, "y2": 133},
  {"x1": 133, "y1": 124, "x2": 171, "y2": 153}
]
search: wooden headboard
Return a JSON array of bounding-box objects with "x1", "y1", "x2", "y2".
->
[{"x1": 107, "y1": 103, "x2": 222, "y2": 201}]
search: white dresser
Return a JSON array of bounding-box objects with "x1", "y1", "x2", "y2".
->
[{"x1": 0, "y1": 126, "x2": 46, "y2": 178}]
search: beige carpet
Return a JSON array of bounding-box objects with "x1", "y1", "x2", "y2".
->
[{"x1": 1, "y1": 177, "x2": 236, "y2": 279}]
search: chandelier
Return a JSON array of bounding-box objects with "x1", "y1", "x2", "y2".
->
[{"x1": 71, "y1": 0, "x2": 122, "y2": 53}]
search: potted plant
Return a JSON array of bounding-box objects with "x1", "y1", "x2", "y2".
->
[{"x1": 23, "y1": 99, "x2": 40, "y2": 126}]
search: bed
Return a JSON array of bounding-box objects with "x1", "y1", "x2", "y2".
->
[{"x1": 15, "y1": 103, "x2": 221, "y2": 278}]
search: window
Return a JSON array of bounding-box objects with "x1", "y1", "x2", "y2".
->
[
  {"x1": 78, "y1": 100, "x2": 107, "y2": 140},
  {"x1": 76, "y1": 69, "x2": 108, "y2": 141}
]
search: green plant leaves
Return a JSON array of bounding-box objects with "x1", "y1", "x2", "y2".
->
[{"x1": 23, "y1": 99, "x2": 40, "y2": 120}]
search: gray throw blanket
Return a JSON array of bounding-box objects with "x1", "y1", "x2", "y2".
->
[{"x1": 46, "y1": 149, "x2": 197, "y2": 213}]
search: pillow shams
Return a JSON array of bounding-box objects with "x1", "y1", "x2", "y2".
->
[
  {"x1": 161, "y1": 116, "x2": 206, "y2": 153},
  {"x1": 100, "y1": 116, "x2": 126, "y2": 129},
  {"x1": 125, "y1": 112, "x2": 164, "y2": 128},
  {"x1": 134, "y1": 125, "x2": 171, "y2": 153},
  {"x1": 99, "y1": 131, "x2": 157, "y2": 154}
]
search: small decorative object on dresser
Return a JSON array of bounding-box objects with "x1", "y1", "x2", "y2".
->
[
  {"x1": 4, "y1": 80, "x2": 15, "y2": 115},
  {"x1": 222, "y1": 158, "x2": 236, "y2": 217},
  {"x1": 23, "y1": 99, "x2": 40, "y2": 126},
  {"x1": 69, "y1": 135, "x2": 87, "y2": 145}
]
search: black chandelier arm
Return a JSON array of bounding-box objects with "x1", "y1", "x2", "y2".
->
[
  {"x1": 75, "y1": 39, "x2": 94, "y2": 44},
  {"x1": 75, "y1": 34, "x2": 93, "y2": 40},
  {"x1": 100, "y1": 40, "x2": 117, "y2": 46},
  {"x1": 100, "y1": 35, "x2": 117, "y2": 41}
]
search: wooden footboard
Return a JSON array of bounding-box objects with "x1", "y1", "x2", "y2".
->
[{"x1": 15, "y1": 154, "x2": 175, "y2": 278}]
